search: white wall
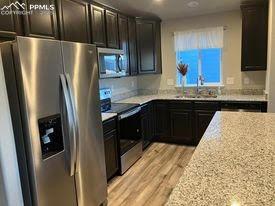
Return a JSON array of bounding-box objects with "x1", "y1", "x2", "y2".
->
[
  {"x1": 0, "y1": 52, "x2": 23, "y2": 206},
  {"x1": 267, "y1": 0, "x2": 275, "y2": 112},
  {"x1": 138, "y1": 10, "x2": 266, "y2": 91}
]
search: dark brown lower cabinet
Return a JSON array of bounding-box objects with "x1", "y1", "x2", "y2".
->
[
  {"x1": 103, "y1": 118, "x2": 118, "y2": 181},
  {"x1": 194, "y1": 110, "x2": 216, "y2": 145},
  {"x1": 170, "y1": 109, "x2": 193, "y2": 145},
  {"x1": 141, "y1": 103, "x2": 154, "y2": 149},
  {"x1": 154, "y1": 101, "x2": 170, "y2": 138}
]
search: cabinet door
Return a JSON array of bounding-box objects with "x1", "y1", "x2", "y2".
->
[
  {"x1": 241, "y1": 3, "x2": 268, "y2": 71},
  {"x1": 128, "y1": 18, "x2": 138, "y2": 75},
  {"x1": 90, "y1": 4, "x2": 106, "y2": 47},
  {"x1": 154, "y1": 102, "x2": 170, "y2": 137},
  {"x1": 118, "y1": 15, "x2": 129, "y2": 75},
  {"x1": 23, "y1": 0, "x2": 59, "y2": 39},
  {"x1": 104, "y1": 130, "x2": 118, "y2": 180},
  {"x1": 141, "y1": 103, "x2": 154, "y2": 149},
  {"x1": 154, "y1": 21, "x2": 162, "y2": 74},
  {"x1": 105, "y1": 10, "x2": 119, "y2": 48},
  {"x1": 136, "y1": 20, "x2": 155, "y2": 74},
  {"x1": 194, "y1": 111, "x2": 215, "y2": 145},
  {"x1": 58, "y1": 0, "x2": 91, "y2": 43},
  {"x1": 0, "y1": 0, "x2": 23, "y2": 39},
  {"x1": 170, "y1": 109, "x2": 193, "y2": 145}
]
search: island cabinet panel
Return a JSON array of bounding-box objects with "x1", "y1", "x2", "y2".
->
[
  {"x1": 241, "y1": 2, "x2": 268, "y2": 71},
  {"x1": 22, "y1": 0, "x2": 59, "y2": 39},
  {"x1": 105, "y1": 10, "x2": 119, "y2": 49},
  {"x1": 103, "y1": 118, "x2": 119, "y2": 181},
  {"x1": 154, "y1": 101, "x2": 170, "y2": 138},
  {"x1": 118, "y1": 14, "x2": 129, "y2": 75},
  {"x1": 141, "y1": 103, "x2": 154, "y2": 150},
  {"x1": 58, "y1": 0, "x2": 91, "y2": 43},
  {"x1": 0, "y1": 0, "x2": 23, "y2": 39},
  {"x1": 128, "y1": 18, "x2": 138, "y2": 76},
  {"x1": 90, "y1": 4, "x2": 106, "y2": 47}
]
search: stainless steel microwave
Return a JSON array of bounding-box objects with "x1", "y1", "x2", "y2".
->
[{"x1": 98, "y1": 48, "x2": 127, "y2": 78}]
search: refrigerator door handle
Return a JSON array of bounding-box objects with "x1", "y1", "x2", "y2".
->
[
  {"x1": 60, "y1": 74, "x2": 77, "y2": 176},
  {"x1": 65, "y1": 73, "x2": 80, "y2": 173}
]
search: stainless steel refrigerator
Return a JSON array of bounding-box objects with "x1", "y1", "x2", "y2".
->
[{"x1": 0, "y1": 36, "x2": 107, "y2": 206}]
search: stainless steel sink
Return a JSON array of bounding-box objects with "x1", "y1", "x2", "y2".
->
[{"x1": 175, "y1": 94, "x2": 218, "y2": 99}]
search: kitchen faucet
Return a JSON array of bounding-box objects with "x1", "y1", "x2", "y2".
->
[{"x1": 196, "y1": 75, "x2": 205, "y2": 95}]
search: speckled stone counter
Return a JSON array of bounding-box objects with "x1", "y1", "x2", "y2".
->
[
  {"x1": 101, "y1": 113, "x2": 117, "y2": 122},
  {"x1": 117, "y1": 94, "x2": 267, "y2": 105},
  {"x1": 166, "y1": 112, "x2": 275, "y2": 206}
]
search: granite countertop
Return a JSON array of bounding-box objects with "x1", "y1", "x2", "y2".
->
[
  {"x1": 166, "y1": 112, "x2": 275, "y2": 206},
  {"x1": 117, "y1": 94, "x2": 267, "y2": 105},
  {"x1": 101, "y1": 112, "x2": 117, "y2": 122}
]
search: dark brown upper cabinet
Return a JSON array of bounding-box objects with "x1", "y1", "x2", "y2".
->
[
  {"x1": 23, "y1": 0, "x2": 59, "y2": 39},
  {"x1": 136, "y1": 19, "x2": 162, "y2": 74},
  {"x1": 105, "y1": 10, "x2": 119, "y2": 49},
  {"x1": 241, "y1": 2, "x2": 268, "y2": 71},
  {"x1": 58, "y1": 0, "x2": 91, "y2": 43},
  {"x1": 90, "y1": 4, "x2": 106, "y2": 47},
  {"x1": 0, "y1": 0, "x2": 23, "y2": 39},
  {"x1": 118, "y1": 15, "x2": 129, "y2": 75},
  {"x1": 128, "y1": 18, "x2": 138, "y2": 76}
]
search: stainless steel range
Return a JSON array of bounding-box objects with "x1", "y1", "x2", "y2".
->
[{"x1": 100, "y1": 88, "x2": 142, "y2": 174}]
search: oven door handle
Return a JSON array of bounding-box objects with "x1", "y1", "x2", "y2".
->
[{"x1": 118, "y1": 107, "x2": 141, "y2": 120}]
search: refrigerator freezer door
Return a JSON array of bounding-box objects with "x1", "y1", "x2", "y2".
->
[
  {"x1": 13, "y1": 37, "x2": 77, "y2": 206},
  {"x1": 61, "y1": 41, "x2": 107, "y2": 206}
]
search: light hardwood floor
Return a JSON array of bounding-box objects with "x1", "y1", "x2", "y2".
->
[{"x1": 107, "y1": 143, "x2": 195, "y2": 206}]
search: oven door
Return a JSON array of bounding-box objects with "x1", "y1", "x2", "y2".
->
[
  {"x1": 118, "y1": 107, "x2": 142, "y2": 155},
  {"x1": 98, "y1": 48, "x2": 126, "y2": 78}
]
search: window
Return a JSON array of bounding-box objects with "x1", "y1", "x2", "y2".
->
[
  {"x1": 176, "y1": 48, "x2": 222, "y2": 86},
  {"x1": 174, "y1": 27, "x2": 224, "y2": 86}
]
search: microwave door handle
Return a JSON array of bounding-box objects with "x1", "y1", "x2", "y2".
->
[
  {"x1": 60, "y1": 74, "x2": 77, "y2": 176},
  {"x1": 117, "y1": 55, "x2": 122, "y2": 72},
  {"x1": 65, "y1": 74, "x2": 80, "y2": 173}
]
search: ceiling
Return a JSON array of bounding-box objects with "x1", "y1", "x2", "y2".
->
[{"x1": 95, "y1": 0, "x2": 243, "y2": 20}]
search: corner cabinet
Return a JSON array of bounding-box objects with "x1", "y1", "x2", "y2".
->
[
  {"x1": 105, "y1": 10, "x2": 119, "y2": 49},
  {"x1": 241, "y1": 2, "x2": 268, "y2": 71},
  {"x1": 136, "y1": 19, "x2": 162, "y2": 74},
  {"x1": 128, "y1": 18, "x2": 138, "y2": 75},
  {"x1": 23, "y1": 0, "x2": 59, "y2": 39},
  {"x1": 90, "y1": 4, "x2": 106, "y2": 47},
  {"x1": 58, "y1": 0, "x2": 91, "y2": 43},
  {"x1": 118, "y1": 15, "x2": 130, "y2": 75},
  {"x1": 0, "y1": 0, "x2": 23, "y2": 40}
]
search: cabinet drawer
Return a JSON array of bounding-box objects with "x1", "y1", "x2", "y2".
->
[
  {"x1": 103, "y1": 117, "x2": 116, "y2": 134},
  {"x1": 169, "y1": 101, "x2": 193, "y2": 110},
  {"x1": 221, "y1": 102, "x2": 262, "y2": 111},
  {"x1": 194, "y1": 101, "x2": 220, "y2": 111}
]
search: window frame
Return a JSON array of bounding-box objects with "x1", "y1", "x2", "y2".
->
[{"x1": 176, "y1": 48, "x2": 223, "y2": 87}]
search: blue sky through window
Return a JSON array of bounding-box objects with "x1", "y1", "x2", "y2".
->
[{"x1": 176, "y1": 48, "x2": 222, "y2": 86}]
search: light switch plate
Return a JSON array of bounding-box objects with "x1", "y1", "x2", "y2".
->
[
  {"x1": 226, "y1": 77, "x2": 234, "y2": 85},
  {"x1": 167, "y1": 79, "x2": 174, "y2": 86}
]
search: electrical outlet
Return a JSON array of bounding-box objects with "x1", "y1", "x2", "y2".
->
[
  {"x1": 226, "y1": 77, "x2": 234, "y2": 85},
  {"x1": 244, "y1": 77, "x2": 250, "y2": 85},
  {"x1": 167, "y1": 79, "x2": 174, "y2": 86}
]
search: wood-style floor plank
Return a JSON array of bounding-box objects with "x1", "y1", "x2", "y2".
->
[{"x1": 107, "y1": 143, "x2": 195, "y2": 206}]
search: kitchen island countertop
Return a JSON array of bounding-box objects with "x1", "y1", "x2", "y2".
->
[
  {"x1": 166, "y1": 111, "x2": 275, "y2": 206},
  {"x1": 101, "y1": 112, "x2": 117, "y2": 122}
]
